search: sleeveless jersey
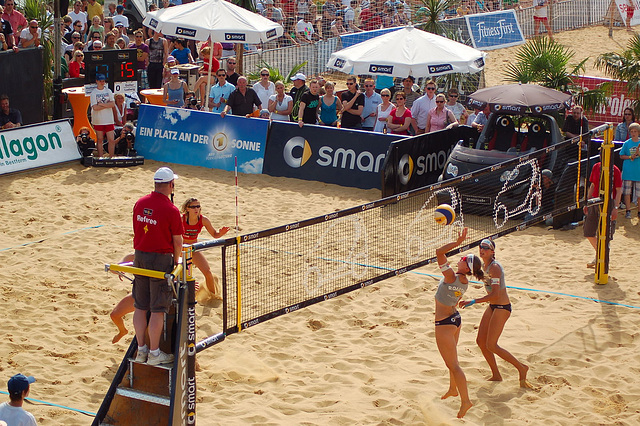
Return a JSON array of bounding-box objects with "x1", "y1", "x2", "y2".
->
[{"x1": 182, "y1": 214, "x2": 203, "y2": 241}]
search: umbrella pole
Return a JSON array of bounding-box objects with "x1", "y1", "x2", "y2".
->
[
  {"x1": 236, "y1": 43, "x2": 244, "y2": 75},
  {"x1": 204, "y1": 53, "x2": 214, "y2": 110}
]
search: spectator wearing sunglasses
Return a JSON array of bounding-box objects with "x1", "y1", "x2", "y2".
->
[
  {"x1": 253, "y1": 67, "x2": 276, "y2": 108},
  {"x1": 341, "y1": 75, "x2": 365, "y2": 129},
  {"x1": 18, "y1": 19, "x2": 40, "y2": 48},
  {"x1": 410, "y1": 79, "x2": 437, "y2": 134},
  {"x1": 361, "y1": 78, "x2": 382, "y2": 131},
  {"x1": 445, "y1": 88, "x2": 468, "y2": 124}
]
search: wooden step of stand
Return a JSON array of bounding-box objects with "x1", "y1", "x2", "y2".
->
[{"x1": 99, "y1": 359, "x2": 174, "y2": 425}]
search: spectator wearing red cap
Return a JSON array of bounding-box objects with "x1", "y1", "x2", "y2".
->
[{"x1": 0, "y1": 374, "x2": 36, "y2": 426}]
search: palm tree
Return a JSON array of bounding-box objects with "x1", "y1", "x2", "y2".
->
[
  {"x1": 503, "y1": 37, "x2": 607, "y2": 113},
  {"x1": 595, "y1": 34, "x2": 640, "y2": 114},
  {"x1": 416, "y1": 0, "x2": 456, "y2": 36}
]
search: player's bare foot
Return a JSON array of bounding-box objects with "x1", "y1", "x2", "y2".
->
[
  {"x1": 441, "y1": 389, "x2": 458, "y2": 400},
  {"x1": 457, "y1": 400, "x2": 473, "y2": 418},
  {"x1": 520, "y1": 379, "x2": 537, "y2": 390},
  {"x1": 518, "y1": 364, "x2": 529, "y2": 382},
  {"x1": 112, "y1": 328, "x2": 128, "y2": 344},
  {"x1": 487, "y1": 374, "x2": 503, "y2": 381}
]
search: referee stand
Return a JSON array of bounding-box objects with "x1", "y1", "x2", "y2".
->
[{"x1": 93, "y1": 245, "x2": 197, "y2": 425}]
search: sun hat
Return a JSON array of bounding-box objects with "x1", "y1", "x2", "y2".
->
[{"x1": 291, "y1": 72, "x2": 306, "y2": 81}]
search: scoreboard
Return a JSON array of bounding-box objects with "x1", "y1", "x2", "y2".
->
[{"x1": 84, "y1": 48, "x2": 137, "y2": 93}]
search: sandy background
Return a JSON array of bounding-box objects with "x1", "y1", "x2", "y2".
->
[{"x1": 2, "y1": 25, "x2": 640, "y2": 425}]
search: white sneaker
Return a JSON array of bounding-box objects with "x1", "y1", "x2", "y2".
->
[
  {"x1": 134, "y1": 348, "x2": 149, "y2": 363},
  {"x1": 147, "y1": 350, "x2": 174, "y2": 366}
]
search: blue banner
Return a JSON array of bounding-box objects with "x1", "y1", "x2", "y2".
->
[
  {"x1": 465, "y1": 10, "x2": 525, "y2": 50},
  {"x1": 263, "y1": 121, "x2": 403, "y2": 189},
  {"x1": 136, "y1": 104, "x2": 268, "y2": 173},
  {"x1": 339, "y1": 27, "x2": 402, "y2": 49}
]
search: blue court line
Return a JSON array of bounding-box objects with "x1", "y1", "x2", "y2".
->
[
  {"x1": 0, "y1": 225, "x2": 107, "y2": 252},
  {"x1": 406, "y1": 269, "x2": 640, "y2": 310},
  {"x1": 0, "y1": 390, "x2": 95, "y2": 416}
]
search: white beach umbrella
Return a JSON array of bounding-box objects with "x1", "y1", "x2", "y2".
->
[
  {"x1": 143, "y1": 0, "x2": 283, "y2": 108},
  {"x1": 143, "y1": 0, "x2": 283, "y2": 44},
  {"x1": 327, "y1": 26, "x2": 486, "y2": 78}
]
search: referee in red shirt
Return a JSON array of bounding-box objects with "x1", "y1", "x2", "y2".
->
[{"x1": 132, "y1": 167, "x2": 184, "y2": 366}]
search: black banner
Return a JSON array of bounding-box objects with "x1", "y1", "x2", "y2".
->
[
  {"x1": 0, "y1": 49, "x2": 45, "y2": 125},
  {"x1": 381, "y1": 126, "x2": 478, "y2": 197},
  {"x1": 263, "y1": 121, "x2": 403, "y2": 190}
]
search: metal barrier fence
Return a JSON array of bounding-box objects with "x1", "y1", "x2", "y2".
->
[{"x1": 238, "y1": 0, "x2": 610, "y2": 94}]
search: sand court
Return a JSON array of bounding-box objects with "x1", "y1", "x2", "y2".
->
[{"x1": 2, "y1": 24, "x2": 640, "y2": 424}]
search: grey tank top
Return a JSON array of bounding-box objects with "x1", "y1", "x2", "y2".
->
[
  {"x1": 435, "y1": 275, "x2": 468, "y2": 306},
  {"x1": 483, "y1": 259, "x2": 506, "y2": 293}
]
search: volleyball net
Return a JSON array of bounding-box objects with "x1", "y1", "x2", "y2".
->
[{"x1": 204, "y1": 124, "x2": 613, "y2": 338}]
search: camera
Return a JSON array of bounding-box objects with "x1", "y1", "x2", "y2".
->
[
  {"x1": 125, "y1": 132, "x2": 134, "y2": 142},
  {"x1": 76, "y1": 133, "x2": 95, "y2": 157}
]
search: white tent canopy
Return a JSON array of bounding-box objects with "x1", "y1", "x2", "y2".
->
[
  {"x1": 143, "y1": 0, "x2": 283, "y2": 44},
  {"x1": 327, "y1": 26, "x2": 487, "y2": 78}
]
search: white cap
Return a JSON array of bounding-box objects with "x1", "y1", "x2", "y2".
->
[
  {"x1": 154, "y1": 167, "x2": 178, "y2": 183},
  {"x1": 291, "y1": 72, "x2": 306, "y2": 81},
  {"x1": 170, "y1": 68, "x2": 180, "y2": 74}
]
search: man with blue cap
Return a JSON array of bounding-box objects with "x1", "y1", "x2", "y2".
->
[{"x1": 0, "y1": 374, "x2": 37, "y2": 425}]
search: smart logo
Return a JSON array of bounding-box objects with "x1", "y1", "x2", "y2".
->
[
  {"x1": 397, "y1": 149, "x2": 452, "y2": 185},
  {"x1": 176, "y1": 27, "x2": 197, "y2": 37},
  {"x1": 333, "y1": 58, "x2": 346, "y2": 69},
  {"x1": 283, "y1": 136, "x2": 312, "y2": 168},
  {"x1": 283, "y1": 137, "x2": 385, "y2": 173},
  {"x1": 369, "y1": 64, "x2": 394, "y2": 74},
  {"x1": 225, "y1": 33, "x2": 246, "y2": 41},
  {"x1": 266, "y1": 29, "x2": 277, "y2": 39},
  {"x1": 428, "y1": 64, "x2": 454, "y2": 74},
  {"x1": 149, "y1": 18, "x2": 158, "y2": 28}
]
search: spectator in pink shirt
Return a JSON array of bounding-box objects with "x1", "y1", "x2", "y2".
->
[
  {"x1": 426, "y1": 93, "x2": 459, "y2": 133},
  {"x1": 1, "y1": 0, "x2": 27, "y2": 45}
]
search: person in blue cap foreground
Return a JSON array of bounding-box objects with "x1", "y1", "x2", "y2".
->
[{"x1": 0, "y1": 374, "x2": 37, "y2": 425}]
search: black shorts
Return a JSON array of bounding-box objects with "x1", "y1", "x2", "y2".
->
[
  {"x1": 435, "y1": 311, "x2": 461, "y2": 327},
  {"x1": 132, "y1": 250, "x2": 174, "y2": 313},
  {"x1": 489, "y1": 303, "x2": 512, "y2": 312},
  {"x1": 583, "y1": 204, "x2": 616, "y2": 239}
]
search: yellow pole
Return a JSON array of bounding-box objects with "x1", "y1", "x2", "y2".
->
[
  {"x1": 595, "y1": 125, "x2": 614, "y2": 285},
  {"x1": 108, "y1": 264, "x2": 168, "y2": 279},
  {"x1": 576, "y1": 133, "x2": 583, "y2": 206},
  {"x1": 236, "y1": 236, "x2": 242, "y2": 331}
]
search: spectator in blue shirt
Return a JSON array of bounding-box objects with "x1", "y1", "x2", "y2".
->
[{"x1": 208, "y1": 69, "x2": 235, "y2": 113}]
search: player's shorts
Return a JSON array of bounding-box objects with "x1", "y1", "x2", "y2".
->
[
  {"x1": 583, "y1": 205, "x2": 616, "y2": 238},
  {"x1": 94, "y1": 123, "x2": 115, "y2": 132},
  {"x1": 622, "y1": 180, "x2": 640, "y2": 195},
  {"x1": 534, "y1": 16, "x2": 548, "y2": 22},
  {"x1": 133, "y1": 250, "x2": 175, "y2": 313}
]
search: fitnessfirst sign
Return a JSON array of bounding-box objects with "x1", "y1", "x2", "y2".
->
[
  {"x1": 465, "y1": 10, "x2": 525, "y2": 50},
  {"x1": 0, "y1": 120, "x2": 80, "y2": 175}
]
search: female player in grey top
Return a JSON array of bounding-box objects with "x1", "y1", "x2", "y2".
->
[
  {"x1": 459, "y1": 239, "x2": 533, "y2": 389},
  {"x1": 434, "y1": 227, "x2": 484, "y2": 419}
]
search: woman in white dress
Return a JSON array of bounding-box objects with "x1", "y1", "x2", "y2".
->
[{"x1": 374, "y1": 88, "x2": 394, "y2": 133}]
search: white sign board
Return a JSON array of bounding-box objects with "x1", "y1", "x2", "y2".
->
[{"x1": 0, "y1": 120, "x2": 81, "y2": 175}]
